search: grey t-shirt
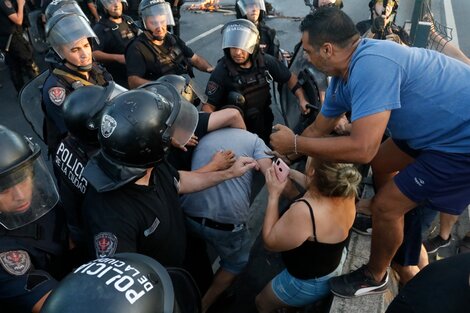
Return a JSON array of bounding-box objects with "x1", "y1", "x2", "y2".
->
[{"x1": 180, "y1": 128, "x2": 270, "y2": 224}]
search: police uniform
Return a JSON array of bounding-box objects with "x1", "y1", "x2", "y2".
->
[
  {"x1": 93, "y1": 15, "x2": 138, "y2": 88},
  {"x1": 206, "y1": 53, "x2": 291, "y2": 143},
  {"x1": 258, "y1": 22, "x2": 279, "y2": 57},
  {"x1": 53, "y1": 136, "x2": 96, "y2": 251},
  {"x1": 0, "y1": 209, "x2": 67, "y2": 312},
  {"x1": 42, "y1": 63, "x2": 112, "y2": 154},
  {"x1": 0, "y1": 0, "x2": 39, "y2": 92},
  {"x1": 125, "y1": 32, "x2": 194, "y2": 81},
  {"x1": 82, "y1": 160, "x2": 187, "y2": 267}
]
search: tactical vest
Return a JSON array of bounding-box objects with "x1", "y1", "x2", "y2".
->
[
  {"x1": 97, "y1": 15, "x2": 137, "y2": 54},
  {"x1": 222, "y1": 54, "x2": 273, "y2": 141},
  {"x1": 138, "y1": 32, "x2": 194, "y2": 79}
]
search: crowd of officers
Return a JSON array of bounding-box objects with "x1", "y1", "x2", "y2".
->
[{"x1": 2, "y1": 0, "x2": 470, "y2": 312}]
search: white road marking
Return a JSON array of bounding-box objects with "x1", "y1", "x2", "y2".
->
[{"x1": 186, "y1": 24, "x2": 224, "y2": 45}]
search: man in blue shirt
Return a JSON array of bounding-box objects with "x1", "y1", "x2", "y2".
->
[{"x1": 270, "y1": 7, "x2": 470, "y2": 298}]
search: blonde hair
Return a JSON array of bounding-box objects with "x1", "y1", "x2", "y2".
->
[{"x1": 307, "y1": 158, "x2": 361, "y2": 198}]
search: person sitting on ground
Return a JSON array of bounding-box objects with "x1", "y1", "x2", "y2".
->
[{"x1": 255, "y1": 158, "x2": 361, "y2": 312}]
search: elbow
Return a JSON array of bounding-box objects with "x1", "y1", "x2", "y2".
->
[
  {"x1": 355, "y1": 143, "x2": 379, "y2": 164},
  {"x1": 263, "y1": 241, "x2": 281, "y2": 252},
  {"x1": 262, "y1": 235, "x2": 280, "y2": 252}
]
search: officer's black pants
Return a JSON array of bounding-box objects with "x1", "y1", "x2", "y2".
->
[{"x1": 5, "y1": 32, "x2": 39, "y2": 93}]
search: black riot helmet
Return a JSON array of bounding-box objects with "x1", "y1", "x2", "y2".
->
[
  {"x1": 0, "y1": 126, "x2": 59, "y2": 230},
  {"x1": 45, "y1": 0, "x2": 89, "y2": 22},
  {"x1": 62, "y1": 83, "x2": 117, "y2": 144},
  {"x1": 40, "y1": 253, "x2": 179, "y2": 313},
  {"x1": 98, "y1": 87, "x2": 198, "y2": 167},
  {"x1": 221, "y1": 19, "x2": 260, "y2": 57},
  {"x1": 83, "y1": 87, "x2": 197, "y2": 192},
  {"x1": 97, "y1": 0, "x2": 128, "y2": 18}
]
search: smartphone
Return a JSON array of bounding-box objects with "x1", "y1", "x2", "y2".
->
[{"x1": 274, "y1": 158, "x2": 290, "y2": 182}]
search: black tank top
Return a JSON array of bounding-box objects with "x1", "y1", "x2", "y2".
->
[{"x1": 281, "y1": 199, "x2": 349, "y2": 280}]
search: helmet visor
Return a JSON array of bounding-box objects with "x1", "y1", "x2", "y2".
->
[
  {"x1": 141, "y1": 2, "x2": 175, "y2": 28},
  {"x1": 222, "y1": 22, "x2": 259, "y2": 54},
  {"x1": 0, "y1": 154, "x2": 59, "y2": 230},
  {"x1": 237, "y1": 0, "x2": 266, "y2": 16},
  {"x1": 47, "y1": 14, "x2": 97, "y2": 54},
  {"x1": 46, "y1": 1, "x2": 89, "y2": 22},
  {"x1": 167, "y1": 97, "x2": 198, "y2": 147}
]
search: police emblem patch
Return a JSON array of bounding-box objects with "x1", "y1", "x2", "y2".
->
[
  {"x1": 48, "y1": 87, "x2": 66, "y2": 106},
  {"x1": 206, "y1": 81, "x2": 219, "y2": 96},
  {"x1": 94, "y1": 232, "x2": 118, "y2": 258},
  {"x1": 0, "y1": 250, "x2": 31, "y2": 276},
  {"x1": 101, "y1": 114, "x2": 117, "y2": 138}
]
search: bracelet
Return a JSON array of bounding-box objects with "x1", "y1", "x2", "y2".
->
[{"x1": 294, "y1": 134, "x2": 298, "y2": 155}]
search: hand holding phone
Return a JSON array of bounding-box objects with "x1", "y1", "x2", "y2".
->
[{"x1": 274, "y1": 158, "x2": 290, "y2": 182}]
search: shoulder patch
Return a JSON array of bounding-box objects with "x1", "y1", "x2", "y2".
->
[
  {"x1": 206, "y1": 81, "x2": 219, "y2": 96},
  {"x1": 48, "y1": 87, "x2": 66, "y2": 106},
  {"x1": 94, "y1": 232, "x2": 118, "y2": 258},
  {"x1": 0, "y1": 250, "x2": 31, "y2": 276},
  {"x1": 4, "y1": 0, "x2": 13, "y2": 9}
]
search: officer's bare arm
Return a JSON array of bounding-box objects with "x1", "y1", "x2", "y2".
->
[
  {"x1": 128, "y1": 75, "x2": 150, "y2": 89},
  {"x1": 93, "y1": 51, "x2": 126, "y2": 65},
  {"x1": 287, "y1": 73, "x2": 309, "y2": 114},
  {"x1": 7, "y1": 0, "x2": 25, "y2": 25},
  {"x1": 178, "y1": 156, "x2": 258, "y2": 194},
  {"x1": 207, "y1": 108, "x2": 246, "y2": 131},
  {"x1": 190, "y1": 54, "x2": 214, "y2": 73}
]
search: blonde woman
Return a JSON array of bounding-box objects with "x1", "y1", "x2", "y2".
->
[{"x1": 256, "y1": 158, "x2": 361, "y2": 312}]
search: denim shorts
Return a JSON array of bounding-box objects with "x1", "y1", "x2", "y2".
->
[
  {"x1": 271, "y1": 248, "x2": 346, "y2": 307},
  {"x1": 185, "y1": 216, "x2": 252, "y2": 274},
  {"x1": 393, "y1": 144, "x2": 470, "y2": 216}
]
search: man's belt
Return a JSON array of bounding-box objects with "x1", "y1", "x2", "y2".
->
[{"x1": 187, "y1": 215, "x2": 244, "y2": 232}]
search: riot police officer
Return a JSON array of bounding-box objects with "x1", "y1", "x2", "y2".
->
[
  {"x1": 93, "y1": 0, "x2": 139, "y2": 88},
  {"x1": 0, "y1": 0, "x2": 39, "y2": 93},
  {"x1": 81, "y1": 86, "x2": 257, "y2": 268},
  {"x1": 203, "y1": 19, "x2": 309, "y2": 144},
  {"x1": 235, "y1": 0, "x2": 280, "y2": 57},
  {"x1": 125, "y1": 0, "x2": 214, "y2": 89},
  {"x1": 0, "y1": 125, "x2": 68, "y2": 313},
  {"x1": 53, "y1": 84, "x2": 115, "y2": 264},
  {"x1": 42, "y1": 12, "x2": 112, "y2": 154}
]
